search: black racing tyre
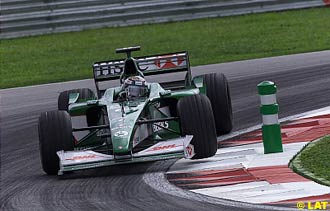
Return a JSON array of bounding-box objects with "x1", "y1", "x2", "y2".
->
[
  {"x1": 38, "y1": 111, "x2": 74, "y2": 175},
  {"x1": 58, "y1": 88, "x2": 96, "y2": 111},
  {"x1": 177, "y1": 94, "x2": 217, "y2": 159},
  {"x1": 203, "y1": 73, "x2": 233, "y2": 135}
]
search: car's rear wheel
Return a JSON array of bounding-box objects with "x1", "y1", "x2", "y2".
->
[
  {"x1": 58, "y1": 88, "x2": 96, "y2": 111},
  {"x1": 203, "y1": 73, "x2": 233, "y2": 135},
  {"x1": 38, "y1": 111, "x2": 74, "y2": 175},
  {"x1": 177, "y1": 94, "x2": 217, "y2": 159}
]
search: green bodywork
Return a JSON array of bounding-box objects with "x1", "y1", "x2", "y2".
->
[{"x1": 68, "y1": 80, "x2": 205, "y2": 156}]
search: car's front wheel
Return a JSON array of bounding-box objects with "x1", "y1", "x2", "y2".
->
[
  {"x1": 38, "y1": 110, "x2": 74, "y2": 175},
  {"x1": 177, "y1": 94, "x2": 217, "y2": 159}
]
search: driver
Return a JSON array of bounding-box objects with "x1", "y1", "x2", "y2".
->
[{"x1": 121, "y1": 76, "x2": 148, "y2": 99}]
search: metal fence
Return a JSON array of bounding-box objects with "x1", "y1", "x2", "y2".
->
[{"x1": 0, "y1": 0, "x2": 327, "y2": 39}]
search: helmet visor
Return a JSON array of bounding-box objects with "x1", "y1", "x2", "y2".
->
[{"x1": 127, "y1": 85, "x2": 146, "y2": 97}]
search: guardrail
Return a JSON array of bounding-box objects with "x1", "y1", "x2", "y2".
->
[{"x1": 0, "y1": 0, "x2": 328, "y2": 39}]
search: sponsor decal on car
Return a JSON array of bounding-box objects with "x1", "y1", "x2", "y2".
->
[
  {"x1": 153, "y1": 121, "x2": 169, "y2": 132},
  {"x1": 154, "y1": 54, "x2": 186, "y2": 69},
  {"x1": 114, "y1": 130, "x2": 129, "y2": 137},
  {"x1": 112, "y1": 125, "x2": 132, "y2": 131},
  {"x1": 65, "y1": 155, "x2": 97, "y2": 161},
  {"x1": 146, "y1": 144, "x2": 182, "y2": 152},
  {"x1": 183, "y1": 135, "x2": 195, "y2": 159},
  {"x1": 184, "y1": 144, "x2": 195, "y2": 159}
]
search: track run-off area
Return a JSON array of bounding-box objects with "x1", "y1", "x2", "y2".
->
[{"x1": 1, "y1": 50, "x2": 330, "y2": 211}]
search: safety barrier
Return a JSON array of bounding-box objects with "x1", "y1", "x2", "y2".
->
[
  {"x1": 257, "y1": 81, "x2": 283, "y2": 154},
  {"x1": 0, "y1": 0, "x2": 327, "y2": 39}
]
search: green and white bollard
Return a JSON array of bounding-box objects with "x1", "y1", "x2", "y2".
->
[{"x1": 257, "y1": 81, "x2": 283, "y2": 154}]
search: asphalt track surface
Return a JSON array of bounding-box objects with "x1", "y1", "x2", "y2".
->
[{"x1": 1, "y1": 51, "x2": 330, "y2": 211}]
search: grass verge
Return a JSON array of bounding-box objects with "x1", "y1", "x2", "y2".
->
[
  {"x1": 290, "y1": 135, "x2": 330, "y2": 186},
  {"x1": 1, "y1": 7, "x2": 330, "y2": 88}
]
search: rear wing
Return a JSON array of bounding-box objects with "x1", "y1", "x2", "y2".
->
[{"x1": 92, "y1": 51, "x2": 191, "y2": 96}]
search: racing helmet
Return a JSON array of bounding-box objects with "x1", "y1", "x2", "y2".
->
[{"x1": 122, "y1": 76, "x2": 148, "y2": 98}]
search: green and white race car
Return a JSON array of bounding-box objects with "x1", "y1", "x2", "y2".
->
[{"x1": 38, "y1": 46, "x2": 233, "y2": 175}]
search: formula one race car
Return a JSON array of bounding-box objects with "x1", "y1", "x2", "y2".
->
[{"x1": 38, "y1": 46, "x2": 233, "y2": 175}]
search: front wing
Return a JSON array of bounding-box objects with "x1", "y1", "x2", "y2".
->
[{"x1": 57, "y1": 136, "x2": 194, "y2": 175}]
